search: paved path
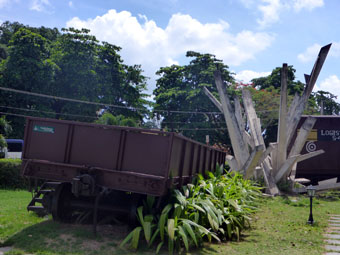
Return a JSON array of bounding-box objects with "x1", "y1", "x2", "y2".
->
[
  {"x1": 324, "y1": 215, "x2": 340, "y2": 255},
  {"x1": 0, "y1": 247, "x2": 12, "y2": 255}
]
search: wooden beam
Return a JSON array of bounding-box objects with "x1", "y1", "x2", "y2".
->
[
  {"x1": 288, "y1": 116, "x2": 317, "y2": 158},
  {"x1": 242, "y1": 89, "x2": 265, "y2": 147},
  {"x1": 286, "y1": 44, "x2": 331, "y2": 146},
  {"x1": 286, "y1": 93, "x2": 300, "y2": 139},
  {"x1": 243, "y1": 145, "x2": 265, "y2": 179},
  {"x1": 226, "y1": 155, "x2": 239, "y2": 171},
  {"x1": 275, "y1": 154, "x2": 300, "y2": 182},
  {"x1": 316, "y1": 182, "x2": 340, "y2": 192},
  {"x1": 276, "y1": 63, "x2": 288, "y2": 171},
  {"x1": 234, "y1": 96, "x2": 246, "y2": 132},
  {"x1": 214, "y1": 71, "x2": 249, "y2": 169},
  {"x1": 203, "y1": 87, "x2": 223, "y2": 113},
  {"x1": 262, "y1": 159, "x2": 280, "y2": 195},
  {"x1": 258, "y1": 143, "x2": 276, "y2": 167},
  {"x1": 294, "y1": 180, "x2": 340, "y2": 193},
  {"x1": 296, "y1": 149, "x2": 324, "y2": 163},
  {"x1": 244, "y1": 131, "x2": 255, "y2": 149},
  {"x1": 234, "y1": 96, "x2": 249, "y2": 153},
  {"x1": 318, "y1": 177, "x2": 337, "y2": 186}
]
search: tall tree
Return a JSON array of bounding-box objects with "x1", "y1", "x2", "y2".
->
[
  {"x1": 249, "y1": 65, "x2": 339, "y2": 143},
  {"x1": 153, "y1": 51, "x2": 233, "y2": 145},
  {"x1": 0, "y1": 22, "x2": 149, "y2": 138},
  {"x1": 0, "y1": 27, "x2": 57, "y2": 137}
]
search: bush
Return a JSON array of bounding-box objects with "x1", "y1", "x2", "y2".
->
[
  {"x1": 0, "y1": 158, "x2": 27, "y2": 189},
  {"x1": 120, "y1": 165, "x2": 262, "y2": 254}
]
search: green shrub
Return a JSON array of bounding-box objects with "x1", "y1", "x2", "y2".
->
[
  {"x1": 120, "y1": 165, "x2": 262, "y2": 254},
  {"x1": 0, "y1": 158, "x2": 27, "y2": 189}
]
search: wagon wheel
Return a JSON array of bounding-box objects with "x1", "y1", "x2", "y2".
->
[{"x1": 51, "y1": 183, "x2": 74, "y2": 222}]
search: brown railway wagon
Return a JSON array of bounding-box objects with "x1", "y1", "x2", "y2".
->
[
  {"x1": 21, "y1": 117, "x2": 226, "y2": 225},
  {"x1": 295, "y1": 115, "x2": 340, "y2": 183}
]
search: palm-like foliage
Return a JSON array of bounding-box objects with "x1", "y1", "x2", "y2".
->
[{"x1": 120, "y1": 165, "x2": 262, "y2": 254}]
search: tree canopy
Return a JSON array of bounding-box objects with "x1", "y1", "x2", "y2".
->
[
  {"x1": 0, "y1": 22, "x2": 149, "y2": 138},
  {"x1": 153, "y1": 51, "x2": 233, "y2": 145}
]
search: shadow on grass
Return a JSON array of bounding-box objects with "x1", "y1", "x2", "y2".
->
[{"x1": 3, "y1": 220, "x2": 137, "y2": 255}]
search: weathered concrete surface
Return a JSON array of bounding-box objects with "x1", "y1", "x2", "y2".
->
[
  {"x1": 329, "y1": 220, "x2": 340, "y2": 223},
  {"x1": 325, "y1": 245, "x2": 340, "y2": 252},
  {"x1": 326, "y1": 239, "x2": 340, "y2": 245},
  {"x1": 324, "y1": 234, "x2": 340, "y2": 239}
]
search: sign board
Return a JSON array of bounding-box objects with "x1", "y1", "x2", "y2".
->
[{"x1": 33, "y1": 125, "x2": 55, "y2": 134}]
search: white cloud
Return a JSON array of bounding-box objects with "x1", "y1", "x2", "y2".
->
[
  {"x1": 30, "y1": 0, "x2": 51, "y2": 12},
  {"x1": 293, "y1": 0, "x2": 324, "y2": 12},
  {"x1": 235, "y1": 70, "x2": 271, "y2": 83},
  {"x1": 240, "y1": 0, "x2": 324, "y2": 28},
  {"x1": 315, "y1": 75, "x2": 340, "y2": 102},
  {"x1": 298, "y1": 42, "x2": 340, "y2": 63},
  {"x1": 67, "y1": 10, "x2": 274, "y2": 92},
  {"x1": 0, "y1": 0, "x2": 10, "y2": 8},
  {"x1": 68, "y1": 1, "x2": 73, "y2": 8},
  {"x1": 257, "y1": 0, "x2": 283, "y2": 28}
]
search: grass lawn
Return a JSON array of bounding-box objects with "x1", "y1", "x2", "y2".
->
[{"x1": 1, "y1": 189, "x2": 340, "y2": 255}]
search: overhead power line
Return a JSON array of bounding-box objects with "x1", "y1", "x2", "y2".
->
[
  {"x1": 0, "y1": 111, "x2": 228, "y2": 131},
  {"x1": 0, "y1": 105, "x2": 98, "y2": 119},
  {"x1": 0, "y1": 86, "x2": 280, "y2": 116},
  {"x1": 0, "y1": 87, "x2": 223, "y2": 115}
]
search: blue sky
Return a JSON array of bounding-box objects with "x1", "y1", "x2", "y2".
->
[{"x1": 1, "y1": 0, "x2": 340, "y2": 99}]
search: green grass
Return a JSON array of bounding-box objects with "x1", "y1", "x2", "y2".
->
[
  {"x1": 2, "y1": 190, "x2": 340, "y2": 255},
  {"x1": 0, "y1": 190, "x2": 46, "y2": 243},
  {"x1": 200, "y1": 194, "x2": 340, "y2": 255}
]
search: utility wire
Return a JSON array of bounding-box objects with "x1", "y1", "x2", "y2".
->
[
  {"x1": 0, "y1": 111, "x2": 228, "y2": 131},
  {"x1": 0, "y1": 86, "x2": 280, "y2": 116},
  {"x1": 0, "y1": 105, "x2": 98, "y2": 119},
  {"x1": 0, "y1": 86, "x2": 223, "y2": 115}
]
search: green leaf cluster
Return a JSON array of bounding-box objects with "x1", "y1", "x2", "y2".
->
[
  {"x1": 0, "y1": 22, "x2": 149, "y2": 138},
  {"x1": 153, "y1": 51, "x2": 234, "y2": 145},
  {"x1": 95, "y1": 112, "x2": 138, "y2": 127},
  {"x1": 120, "y1": 165, "x2": 262, "y2": 254}
]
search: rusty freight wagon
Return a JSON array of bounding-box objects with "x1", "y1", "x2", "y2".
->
[
  {"x1": 295, "y1": 115, "x2": 340, "y2": 183},
  {"x1": 21, "y1": 117, "x2": 226, "y2": 225}
]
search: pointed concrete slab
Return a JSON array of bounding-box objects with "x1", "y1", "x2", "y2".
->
[
  {"x1": 324, "y1": 253, "x2": 340, "y2": 255},
  {"x1": 326, "y1": 239, "x2": 340, "y2": 245},
  {"x1": 330, "y1": 224, "x2": 340, "y2": 227},
  {"x1": 324, "y1": 234, "x2": 340, "y2": 239},
  {"x1": 330, "y1": 220, "x2": 340, "y2": 223},
  {"x1": 329, "y1": 227, "x2": 340, "y2": 231},
  {"x1": 325, "y1": 245, "x2": 340, "y2": 252}
]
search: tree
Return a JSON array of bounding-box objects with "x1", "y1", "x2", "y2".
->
[
  {"x1": 252, "y1": 65, "x2": 304, "y2": 95},
  {"x1": 0, "y1": 22, "x2": 149, "y2": 138},
  {"x1": 153, "y1": 51, "x2": 234, "y2": 145},
  {"x1": 96, "y1": 42, "x2": 149, "y2": 120},
  {"x1": 312, "y1": 90, "x2": 340, "y2": 115},
  {"x1": 0, "y1": 27, "x2": 57, "y2": 137},
  {"x1": 0, "y1": 116, "x2": 11, "y2": 157},
  {"x1": 95, "y1": 112, "x2": 138, "y2": 127},
  {"x1": 249, "y1": 65, "x2": 337, "y2": 143}
]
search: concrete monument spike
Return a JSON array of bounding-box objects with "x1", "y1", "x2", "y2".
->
[{"x1": 204, "y1": 44, "x2": 331, "y2": 195}]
